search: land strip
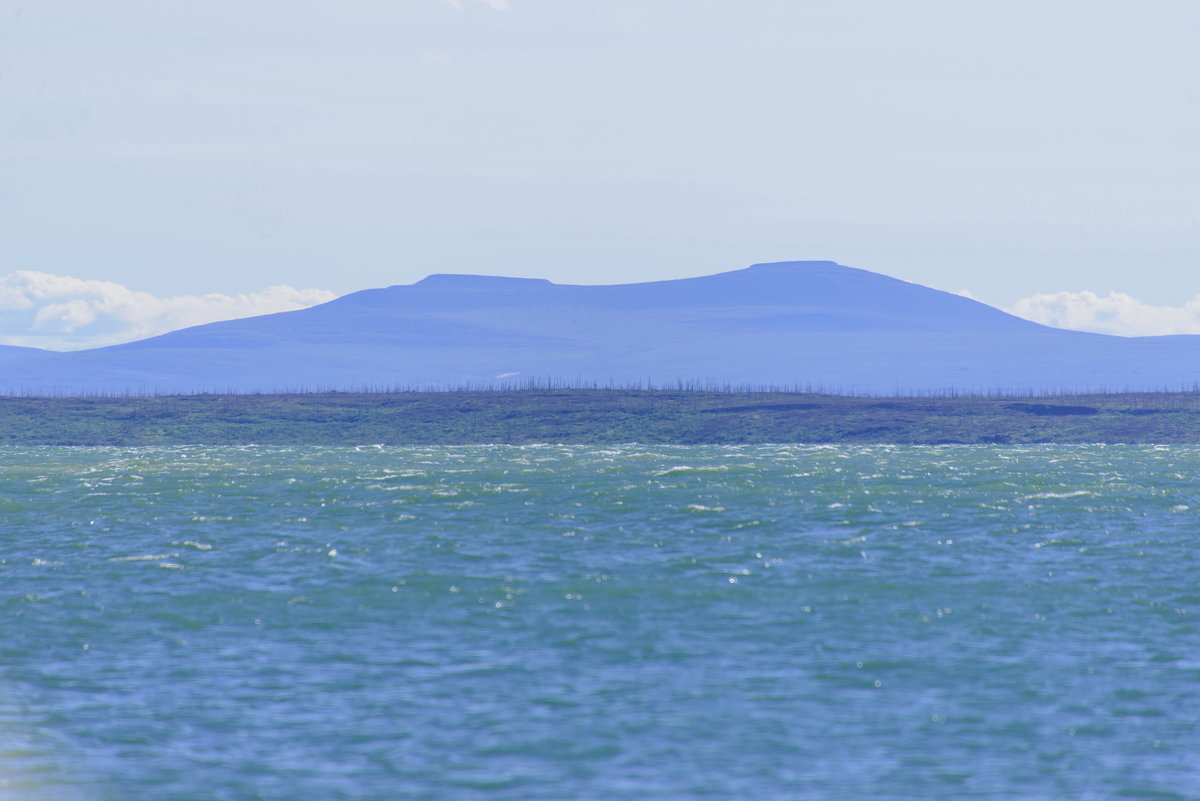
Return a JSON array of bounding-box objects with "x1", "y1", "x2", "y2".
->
[{"x1": 2, "y1": 390, "x2": 1200, "y2": 445}]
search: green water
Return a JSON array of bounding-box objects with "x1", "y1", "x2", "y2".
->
[{"x1": 2, "y1": 445, "x2": 1198, "y2": 799}]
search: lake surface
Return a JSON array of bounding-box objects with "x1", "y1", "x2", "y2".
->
[{"x1": 2, "y1": 445, "x2": 1198, "y2": 800}]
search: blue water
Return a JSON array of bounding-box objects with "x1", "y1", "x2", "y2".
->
[{"x1": 2, "y1": 445, "x2": 1198, "y2": 799}]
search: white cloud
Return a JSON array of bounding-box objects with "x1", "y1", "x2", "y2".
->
[
  {"x1": 420, "y1": 49, "x2": 453, "y2": 70},
  {"x1": 440, "y1": 0, "x2": 510, "y2": 11},
  {"x1": 1007, "y1": 290, "x2": 1200, "y2": 337},
  {"x1": 0, "y1": 272, "x2": 337, "y2": 351}
]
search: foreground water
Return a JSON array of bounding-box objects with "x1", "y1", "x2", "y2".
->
[{"x1": 2, "y1": 445, "x2": 1197, "y2": 800}]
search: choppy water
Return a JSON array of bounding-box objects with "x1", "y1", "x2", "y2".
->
[{"x1": 2, "y1": 445, "x2": 1198, "y2": 800}]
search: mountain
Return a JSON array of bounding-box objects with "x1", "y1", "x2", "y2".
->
[
  {"x1": 2, "y1": 261, "x2": 1198, "y2": 395},
  {"x1": 0, "y1": 344, "x2": 50, "y2": 362}
]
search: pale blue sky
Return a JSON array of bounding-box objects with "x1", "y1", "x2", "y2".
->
[{"x1": 3, "y1": 0, "x2": 1198, "y2": 315}]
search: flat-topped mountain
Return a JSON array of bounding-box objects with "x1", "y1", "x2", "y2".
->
[{"x1": 2, "y1": 261, "x2": 1198, "y2": 394}]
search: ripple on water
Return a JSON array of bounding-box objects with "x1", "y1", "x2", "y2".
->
[{"x1": 1, "y1": 444, "x2": 1198, "y2": 799}]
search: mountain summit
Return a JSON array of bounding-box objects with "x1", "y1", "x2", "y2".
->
[{"x1": 2, "y1": 261, "x2": 1197, "y2": 394}]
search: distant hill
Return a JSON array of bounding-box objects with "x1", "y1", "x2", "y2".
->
[
  {"x1": 0, "y1": 344, "x2": 50, "y2": 362},
  {"x1": 2, "y1": 261, "x2": 1199, "y2": 395}
]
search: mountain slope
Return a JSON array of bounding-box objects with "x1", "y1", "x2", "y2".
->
[
  {"x1": 0, "y1": 344, "x2": 51, "y2": 364},
  {"x1": 2, "y1": 261, "x2": 1197, "y2": 394}
]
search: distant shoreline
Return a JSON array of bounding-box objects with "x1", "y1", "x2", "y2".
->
[{"x1": 3, "y1": 389, "x2": 1200, "y2": 445}]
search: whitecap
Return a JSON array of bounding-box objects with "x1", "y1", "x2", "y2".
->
[
  {"x1": 108, "y1": 554, "x2": 177, "y2": 562},
  {"x1": 1024, "y1": 490, "x2": 1094, "y2": 500}
]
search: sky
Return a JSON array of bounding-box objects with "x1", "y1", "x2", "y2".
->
[{"x1": 2, "y1": 0, "x2": 1199, "y2": 349}]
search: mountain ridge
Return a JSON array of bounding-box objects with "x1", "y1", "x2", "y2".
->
[{"x1": 1, "y1": 261, "x2": 1197, "y2": 395}]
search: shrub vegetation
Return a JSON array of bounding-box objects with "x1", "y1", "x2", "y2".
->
[{"x1": 2, "y1": 389, "x2": 1200, "y2": 445}]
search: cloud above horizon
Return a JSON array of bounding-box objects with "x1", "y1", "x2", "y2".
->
[
  {"x1": 0, "y1": 272, "x2": 337, "y2": 351},
  {"x1": 1006, "y1": 290, "x2": 1200, "y2": 337}
]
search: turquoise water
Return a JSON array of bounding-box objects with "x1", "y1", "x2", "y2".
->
[{"x1": 2, "y1": 445, "x2": 1198, "y2": 800}]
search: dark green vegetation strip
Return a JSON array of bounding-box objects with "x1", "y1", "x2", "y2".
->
[{"x1": 3, "y1": 390, "x2": 1200, "y2": 445}]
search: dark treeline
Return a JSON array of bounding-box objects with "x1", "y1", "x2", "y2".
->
[{"x1": 3, "y1": 388, "x2": 1200, "y2": 445}]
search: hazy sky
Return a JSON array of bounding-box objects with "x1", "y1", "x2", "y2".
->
[{"x1": 3, "y1": 1, "x2": 1199, "y2": 347}]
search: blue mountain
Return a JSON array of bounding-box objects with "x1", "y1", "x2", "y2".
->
[
  {"x1": 3, "y1": 261, "x2": 1198, "y2": 394},
  {"x1": 0, "y1": 344, "x2": 50, "y2": 363}
]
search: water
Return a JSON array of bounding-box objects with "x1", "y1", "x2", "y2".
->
[{"x1": 2, "y1": 445, "x2": 1198, "y2": 800}]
